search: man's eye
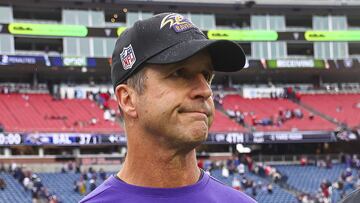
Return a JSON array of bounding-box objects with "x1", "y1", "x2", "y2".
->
[
  {"x1": 202, "y1": 71, "x2": 214, "y2": 83},
  {"x1": 171, "y1": 69, "x2": 184, "y2": 77}
]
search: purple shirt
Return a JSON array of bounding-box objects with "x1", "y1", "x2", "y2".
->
[{"x1": 79, "y1": 172, "x2": 256, "y2": 203}]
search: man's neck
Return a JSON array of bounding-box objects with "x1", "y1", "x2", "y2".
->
[{"x1": 117, "y1": 146, "x2": 200, "y2": 188}]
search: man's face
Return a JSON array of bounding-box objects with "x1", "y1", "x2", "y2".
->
[{"x1": 135, "y1": 51, "x2": 215, "y2": 150}]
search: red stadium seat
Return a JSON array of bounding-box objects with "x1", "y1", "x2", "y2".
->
[
  {"x1": 0, "y1": 93, "x2": 123, "y2": 133},
  {"x1": 222, "y1": 94, "x2": 336, "y2": 131},
  {"x1": 301, "y1": 94, "x2": 360, "y2": 128}
]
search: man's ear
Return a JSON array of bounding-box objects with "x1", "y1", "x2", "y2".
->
[{"x1": 115, "y1": 84, "x2": 138, "y2": 119}]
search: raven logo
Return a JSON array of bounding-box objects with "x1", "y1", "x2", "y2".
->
[{"x1": 160, "y1": 13, "x2": 195, "y2": 33}]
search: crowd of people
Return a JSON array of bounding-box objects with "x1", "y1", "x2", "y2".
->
[
  {"x1": 0, "y1": 162, "x2": 60, "y2": 203},
  {"x1": 295, "y1": 154, "x2": 360, "y2": 203},
  {"x1": 1, "y1": 155, "x2": 359, "y2": 203},
  {"x1": 60, "y1": 161, "x2": 108, "y2": 196},
  {"x1": 197, "y1": 155, "x2": 282, "y2": 198},
  {"x1": 46, "y1": 90, "x2": 119, "y2": 129},
  {"x1": 226, "y1": 106, "x2": 309, "y2": 128},
  {"x1": 88, "y1": 91, "x2": 119, "y2": 122},
  {"x1": 73, "y1": 167, "x2": 108, "y2": 196},
  {"x1": 197, "y1": 154, "x2": 360, "y2": 203}
]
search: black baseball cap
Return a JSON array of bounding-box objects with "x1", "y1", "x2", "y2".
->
[{"x1": 111, "y1": 13, "x2": 246, "y2": 89}]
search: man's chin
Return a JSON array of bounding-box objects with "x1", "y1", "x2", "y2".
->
[
  {"x1": 177, "y1": 139, "x2": 204, "y2": 153},
  {"x1": 174, "y1": 132, "x2": 207, "y2": 152},
  {"x1": 187, "y1": 131, "x2": 208, "y2": 146}
]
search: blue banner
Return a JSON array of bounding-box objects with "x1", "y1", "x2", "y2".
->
[
  {"x1": 0, "y1": 55, "x2": 96, "y2": 67},
  {"x1": 0, "y1": 131, "x2": 339, "y2": 146},
  {"x1": 0, "y1": 55, "x2": 48, "y2": 66}
]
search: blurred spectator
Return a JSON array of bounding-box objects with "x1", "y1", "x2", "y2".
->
[
  {"x1": 300, "y1": 156, "x2": 308, "y2": 166},
  {"x1": 308, "y1": 113, "x2": 314, "y2": 120},
  {"x1": 0, "y1": 162, "x2": 5, "y2": 173},
  {"x1": 237, "y1": 163, "x2": 245, "y2": 176},
  {"x1": 23, "y1": 176, "x2": 32, "y2": 191},
  {"x1": 75, "y1": 162, "x2": 81, "y2": 174},
  {"x1": 325, "y1": 156, "x2": 332, "y2": 169},
  {"x1": 73, "y1": 180, "x2": 79, "y2": 193},
  {"x1": 89, "y1": 179, "x2": 97, "y2": 191},
  {"x1": 99, "y1": 168, "x2": 107, "y2": 181},
  {"x1": 267, "y1": 184, "x2": 273, "y2": 194},
  {"x1": 221, "y1": 165, "x2": 229, "y2": 178},
  {"x1": 294, "y1": 108, "x2": 303, "y2": 119},
  {"x1": 0, "y1": 177, "x2": 6, "y2": 190},
  {"x1": 49, "y1": 195, "x2": 59, "y2": 203},
  {"x1": 232, "y1": 177, "x2": 241, "y2": 190},
  {"x1": 0, "y1": 122, "x2": 4, "y2": 132},
  {"x1": 251, "y1": 181, "x2": 257, "y2": 197},
  {"x1": 104, "y1": 109, "x2": 111, "y2": 121},
  {"x1": 67, "y1": 161, "x2": 74, "y2": 172},
  {"x1": 78, "y1": 179, "x2": 87, "y2": 195}
]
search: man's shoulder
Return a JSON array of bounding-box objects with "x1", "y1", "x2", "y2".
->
[
  {"x1": 206, "y1": 174, "x2": 257, "y2": 203},
  {"x1": 79, "y1": 176, "x2": 124, "y2": 203}
]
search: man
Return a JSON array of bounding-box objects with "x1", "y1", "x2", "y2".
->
[{"x1": 80, "y1": 13, "x2": 256, "y2": 203}]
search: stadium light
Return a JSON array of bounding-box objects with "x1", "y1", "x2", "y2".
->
[
  {"x1": 81, "y1": 67, "x2": 88, "y2": 73},
  {"x1": 236, "y1": 144, "x2": 251, "y2": 153}
]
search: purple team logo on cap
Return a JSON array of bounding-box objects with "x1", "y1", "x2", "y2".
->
[
  {"x1": 160, "y1": 13, "x2": 195, "y2": 33},
  {"x1": 120, "y1": 44, "x2": 136, "y2": 70}
]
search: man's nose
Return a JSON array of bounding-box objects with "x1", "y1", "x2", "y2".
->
[{"x1": 189, "y1": 73, "x2": 212, "y2": 100}]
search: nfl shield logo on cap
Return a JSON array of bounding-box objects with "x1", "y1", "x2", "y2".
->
[{"x1": 120, "y1": 44, "x2": 136, "y2": 70}]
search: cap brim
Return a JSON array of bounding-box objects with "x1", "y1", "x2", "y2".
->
[{"x1": 147, "y1": 39, "x2": 246, "y2": 72}]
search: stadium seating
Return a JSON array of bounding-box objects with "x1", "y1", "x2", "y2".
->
[
  {"x1": 1, "y1": 164, "x2": 356, "y2": 203},
  {"x1": 0, "y1": 93, "x2": 247, "y2": 133},
  {"x1": 274, "y1": 164, "x2": 346, "y2": 194},
  {"x1": 222, "y1": 94, "x2": 337, "y2": 131},
  {"x1": 37, "y1": 173, "x2": 83, "y2": 203},
  {"x1": 301, "y1": 94, "x2": 360, "y2": 128},
  {"x1": 0, "y1": 93, "x2": 122, "y2": 133},
  {"x1": 211, "y1": 169, "x2": 298, "y2": 203},
  {"x1": 4, "y1": 93, "x2": 357, "y2": 133},
  {"x1": 210, "y1": 110, "x2": 247, "y2": 132},
  {"x1": 0, "y1": 173, "x2": 32, "y2": 203},
  {"x1": 36, "y1": 170, "x2": 299, "y2": 203}
]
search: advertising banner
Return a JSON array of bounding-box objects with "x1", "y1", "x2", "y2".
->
[
  {"x1": 0, "y1": 55, "x2": 48, "y2": 66},
  {"x1": 8, "y1": 23, "x2": 88, "y2": 37},
  {"x1": 305, "y1": 31, "x2": 360, "y2": 41},
  {"x1": 207, "y1": 30, "x2": 278, "y2": 41},
  {"x1": 265, "y1": 59, "x2": 327, "y2": 69}
]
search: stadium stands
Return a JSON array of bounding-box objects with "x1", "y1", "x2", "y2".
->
[
  {"x1": 1, "y1": 159, "x2": 359, "y2": 203},
  {"x1": 222, "y1": 94, "x2": 337, "y2": 131},
  {"x1": 210, "y1": 110, "x2": 247, "y2": 132},
  {"x1": 0, "y1": 93, "x2": 248, "y2": 134},
  {"x1": 0, "y1": 173, "x2": 32, "y2": 203},
  {"x1": 301, "y1": 94, "x2": 360, "y2": 128},
  {"x1": 37, "y1": 173, "x2": 83, "y2": 203},
  {"x1": 210, "y1": 169, "x2": 298, "y2": 203},
  {"x1": 0, "y1": 93, "x2": 122, "y2": 133},
  {"x1": 3, "y1": 92, "x2": 359, "y2": 133},
  {"x1": 275, "y1": 164, "x2": 346, "y2": 194}
]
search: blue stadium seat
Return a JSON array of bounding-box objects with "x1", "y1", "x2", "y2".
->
[
  {"x1": 0, "y1": 173, "x2": 32, "y2": 203},
  {"x1": 210, "y1": 169, "x2": 298, "y2": 203}
]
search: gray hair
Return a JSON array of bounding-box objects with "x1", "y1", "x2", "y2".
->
[
  {"x1": 117, "y1": 67, "x2": 148, "y2": 125},
  {"x1": 126, "y1": 67, "x2": 147, "y2": 95}
]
